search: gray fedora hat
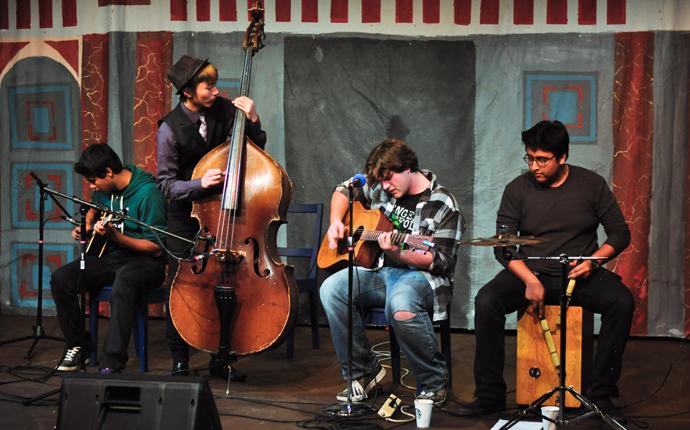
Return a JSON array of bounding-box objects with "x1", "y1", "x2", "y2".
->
[{"x1": 167, "y1": 55, "x2": 209, "y2": 94}]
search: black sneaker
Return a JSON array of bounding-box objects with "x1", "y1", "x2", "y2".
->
[
  {"x1": 456, "y1": 397, "x2": 506, "y2": 416},
  {"x1": 57, "y1": 346, "x2": 89, "y2": 372},
  {"x1": 417, "y1": 388, "x2": 447, "y2": 406},
  {"x1": 336, "y1": 365, "x2": 386, "y2": 402}
]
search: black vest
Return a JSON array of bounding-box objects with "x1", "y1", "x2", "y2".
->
[{"x1": 159, "y1": 97, "x2": 237, "y2": 183}]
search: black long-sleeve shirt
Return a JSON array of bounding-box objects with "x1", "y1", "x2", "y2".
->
[{"x1": 495, "y1": 165, "x2": 630, "y2": 276}]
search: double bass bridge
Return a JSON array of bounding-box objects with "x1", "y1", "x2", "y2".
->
[{"x1": 211, "y1": 249, "x2": 244, "y2": 264}]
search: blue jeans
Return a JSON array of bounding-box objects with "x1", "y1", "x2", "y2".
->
[{"x1": 320, "y1": 267, "x2": 447, "y2": 392}]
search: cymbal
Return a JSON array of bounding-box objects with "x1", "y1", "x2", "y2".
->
[{"x1": 459, "y1": 233, "x2": 544, "y2": 247}]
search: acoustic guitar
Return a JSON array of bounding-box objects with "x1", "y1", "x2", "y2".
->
[
  {"x1": 85, "y1": 212, "x2": 120, "y2": 257},
  {"x1": 316, "y1": 200, "x2": 434, "y2": 270}
]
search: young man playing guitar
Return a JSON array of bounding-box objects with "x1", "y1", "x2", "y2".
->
[
  {"x1": 320, "y1": 139, "x2": 463, "y2": 405},
  {"x1": 50, "y1": 144, "x2": 167, "y2": 373}
]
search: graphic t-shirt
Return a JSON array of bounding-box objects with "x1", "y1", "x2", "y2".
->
[{"x1": 382, "y1": 192, "x2": 422, "y2": 268}]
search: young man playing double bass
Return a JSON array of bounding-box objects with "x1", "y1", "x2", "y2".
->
[
  {"x1": 51, "y1": 144, "x2": 167, "y2": 373},
  {"x1": 156, "y1": 55, "x2": 267, "y2": 378},
  {"x1": 459, "y1": 121, "x2": 634, "y2": 423},
  {"x1": 320, "y1": 139, "x2": 463, "y2": 405}
]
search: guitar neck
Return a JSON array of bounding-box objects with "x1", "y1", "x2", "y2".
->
[{"x1": 360, "y1": 230, "x2": 411, "y2": 245}]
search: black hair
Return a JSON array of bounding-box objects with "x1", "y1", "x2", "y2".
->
[
  {"x1": 74, "y1": 143, "x2": 123, "y2": 178},
  {"x1": 521, "y1": 120, "x2": 570, "y2": 160}
]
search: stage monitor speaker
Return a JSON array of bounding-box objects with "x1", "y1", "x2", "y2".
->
[{"x1": 56, "y1": 373, "x2": 221, "y2": 430}]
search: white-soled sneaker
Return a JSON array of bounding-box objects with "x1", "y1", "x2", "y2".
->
[
  {"x1": 336, "y1": 365, "x2": 386, "y2": 402},
  {"x1": 56, "y1": 346, "x2": 89, "y2": 371},
  {"x1": 417, "y1": 388, "x2": 447, "y2": 406}
]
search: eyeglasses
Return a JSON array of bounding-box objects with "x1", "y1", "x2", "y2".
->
[{"x1": 523, "y1": 154, "x2": 555, "y2": 167}]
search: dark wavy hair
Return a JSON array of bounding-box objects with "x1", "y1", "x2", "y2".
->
[{"x1": 365, "y1": 138, "x2": 419, "y2": 184}]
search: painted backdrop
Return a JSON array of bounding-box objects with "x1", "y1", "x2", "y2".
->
[{"x1": 1, "y1": 0, "x2": 688, "y2": 337}]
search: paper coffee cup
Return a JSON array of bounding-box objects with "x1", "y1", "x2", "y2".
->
[
  {"x1": 541, "y1": 405, "x2": 559, "y2": 430},
  {"x1": 414, "y1": 398, "x2": 433, "y2": 428}
]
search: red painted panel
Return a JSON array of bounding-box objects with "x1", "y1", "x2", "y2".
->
[
  {"x1": 197, "y1": 0, "x2": 210, "y2": 20},
  {"x1": 396, "y1": 0, "x2": 413, "y2": 23},
  {"x1": 170, "y1": 0, "x2": 187, "y2": 21},
  {"x1": 39, "y1": 0, "x2": 52, "y2": 28},
  {"x1": 611, "y1": 32, "x2": 654, "y2": 335},
  {"x1": 362, "y1": 0, "x2": 380, "y2": 23},
  {"x1": 0, "y1": 42, "x2": 29, "y2": 73},
  {"x1": 514, "y1": 0, "x2": 533, "y2": 25},
  {"x1": 45, "y1": 40, "x2": 79, "y2": 76},
  {"x1": 423, "y1": 0, "x2": 439, "y2": 24},
  {"x1": 607, "y1": 0, "x2": 626, "y2": 24},
  {"x1": 133, "y1": 32, "x2": 173, "y2": 173},
  {"x1": 0, "y1": 0, "x2": 7, "y2": 29},
  {"x1": 81, "y1": 34, "x2": 109, "y2": 153},
  {"x1": 219, "y1": 0, "x2": 237, "y2": 21},
  {"x1": 98, "y1": 0, "x2": 150, "y2": 4},
  {"x1": 302, "y1": 0, "x2": 317, "y2": 22},
  {"x1": 275, "y1": 0, "x2": 291, "y2": 22},
  {"x1": 546, "y1": 0, "x2": 567, "y2": 24},
  {"x1": 480, "y1": 0, "x2": 499, "y2": 24},
  {"x1": 62, "y1": 0, "x2": 77, "y2": 26},
  {"x1": 331, "y1": 0, "x2": 348, "y2": 23},
  {"x1": 578, "y1": 0, "x2": 596, "y2": 25},
  {"x1": 16, "y1": 0, "x2": 30, "y2": 29},
  {"x1": 454, "y1": 0, "x2": 471, "y2": 25}
]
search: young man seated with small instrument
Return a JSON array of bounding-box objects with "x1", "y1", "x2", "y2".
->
[
  {"x1": 50, "y1": 143, "x2": 167, "y2": 373},
  {"x1": 458, "y1": 120, "x2": 634, "y2": 423},
  {"x1": 319, "y1": 139, "x2": 463, "y2": 405}
]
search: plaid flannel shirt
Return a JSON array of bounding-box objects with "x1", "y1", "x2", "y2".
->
[{"x1": 336, "y1": 169, "x2": 463, "y2": 321}]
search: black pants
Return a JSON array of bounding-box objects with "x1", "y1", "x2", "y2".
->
[
  {"x1": 473, "y1": 268, "x2": 634, "y2": 401},
  {"x1": 50, "y1": 253, "x2": 166, "y2": 369}
]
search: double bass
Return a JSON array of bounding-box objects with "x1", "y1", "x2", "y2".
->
[{"x1": 168, "y1": 1, "x2": 297, "y2": 362}]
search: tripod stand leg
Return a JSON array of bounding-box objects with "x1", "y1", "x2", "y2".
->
[
  {"x1": 499, "y1": 386, "x2": 560, "y2": 430},
  {"x1": 564, "y1": 387, "x2": 627, "y2": 430}
]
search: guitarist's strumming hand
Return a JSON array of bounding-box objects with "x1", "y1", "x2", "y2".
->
[
  {"x1": 93, "y1": 218, "x2": 116, "y2": 240},
  {"x1": 326, "y1": 219, "x2": 346, "y2": 249}
]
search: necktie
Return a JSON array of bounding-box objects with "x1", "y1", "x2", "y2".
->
[{"x1": 198, "y1": 114, "x2": 207, "y2": 142}]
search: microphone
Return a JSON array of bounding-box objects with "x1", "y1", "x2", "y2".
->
[
  {"x1": 348, "y1": 173, "x2": 367, "y2": 188},
  {"x1": 60, "y1": 215, "x2": 80, "y2": 226}
]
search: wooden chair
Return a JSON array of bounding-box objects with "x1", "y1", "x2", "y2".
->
[
  {"x1": 365, "y1": 305, "x2": 453, "y2": 390},
  {"x1": 88, "y1": 286, "x2": 168, "y2": 372},
  {"x1": 278, "y1": 202, "x2": 324, "y2": 358}
]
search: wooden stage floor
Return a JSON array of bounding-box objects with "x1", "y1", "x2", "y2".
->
[{"x1": 0, "y1": 313, "x2": 688, "y2": 429}]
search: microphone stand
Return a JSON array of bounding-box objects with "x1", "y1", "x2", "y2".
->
[
  {"x1": 0, "y1": 173, "x2": 65, "y2": 359},
  {"x1": 325, "y1": 181, "x2": 369, "y2": 417},
  {"x1": 499, "y1": 254, "x2": 626, "y2": 430}
]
